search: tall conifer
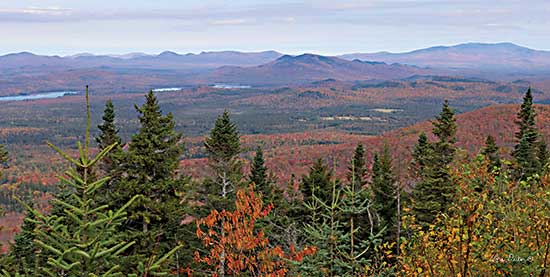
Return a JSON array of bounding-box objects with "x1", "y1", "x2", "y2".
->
[
  {"x1": 300, "y1": 158, "x2": 335, "y2": 205},
  {"x1": 512, "y1": 88, "x2": 541, "y2": 179},
  {"x1": 347, "y1": 144, "x2": 367, "y2": 188},
  {"x1": 249, "y1": 146, "x2": 270, "y2": 198},
  {"x1": 96, "y1": 99, "x2": 122, "y2": 173},
  {"x1": 115, "y1": 90, "x2": 185, "y2": 270},
  {"x1": 371, "y1": 145, "x2": 397, "y2": 240},
  {"x1": 204, "y1": 110, "x2": 242, "y2": 209},
  {"x1": 412, "y1": 100, "x2": 457, "y2": 225},
  {"x1": 14, "y1": 86, "x2": 141, "y2": 275}
]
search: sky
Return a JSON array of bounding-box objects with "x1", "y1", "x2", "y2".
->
[{"x1": 1, "y1": 0, "x2": 549, "y2": 56}]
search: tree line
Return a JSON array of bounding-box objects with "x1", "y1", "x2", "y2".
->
[{"x1": 0, "y1": 86, "x2": 549, "y2": 276}]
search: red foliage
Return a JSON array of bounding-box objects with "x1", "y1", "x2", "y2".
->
[{"x1": 194, "y1": 186, "x2": 315, "y2": 276}]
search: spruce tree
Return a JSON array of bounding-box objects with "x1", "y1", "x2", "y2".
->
[
  {"x1": 204, "y1": 110, "x2": 243, "y2": 209},
  {"x1": 410, "y1": 132, "x2": 431, "y2": 179},
  {"x1": 114, "y1": 90, "x2": 185, "y2": 270},
  {"x1": 412, "y1": 100, "x2": 457, "y2": 225},
  {"x1": 481, "y1": 135, "x2": 501, "y2": 172},
  {"x1": 347, "y1": 144, "x2": 367, "y2": 188},
  {"x1": 9, "y1": 205, "x2": 39, "y2": 274},
  {"x1": 96, "y1": 99, "x2": 122, "y2": 173},
  {"x1": 300, "y1": 158, "x2": 335, "y2": 205},
  {"x1": 371, "y1": 145, "x2": 397, "y2": 240},
  {"x1": 538, "y1": 140, "x2": 549, "y2": 174},
  {"x1": 249, "y1": 146, "x2": 270, "y2": 199},
  {"x1": 512, "y1": 88, "x2": 541, "y2": 179}
]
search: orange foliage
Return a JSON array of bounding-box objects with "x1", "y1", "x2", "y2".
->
[{"x1": 194, "y1": 186, "x2": 316, "y2": 276}]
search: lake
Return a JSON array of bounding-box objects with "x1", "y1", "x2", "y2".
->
[{"x1": 0, "y1": 91, "x2": 78, "y2": 102}]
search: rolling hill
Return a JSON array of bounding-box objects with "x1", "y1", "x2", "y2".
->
[
  {"x1": 0, "y1": 50, "x2": 283, "y2": 72},
  {"x1": 199, "y1": 53, "x2": 431, "y2": 85},
  {"x1": 340, "y1": 42, "x2": 550, "y2": 73},
  {"x1": 180, "y1": 104, "x2": 550, "y2": 183}
]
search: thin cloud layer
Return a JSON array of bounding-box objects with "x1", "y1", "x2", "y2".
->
[{"x1": 1, "y1": 0, "x2": 549, "y2": 55}]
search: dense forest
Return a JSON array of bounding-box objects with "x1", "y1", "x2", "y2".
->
[{"x1": 0, "y1": 85, "x2": 549, "y2": 276}]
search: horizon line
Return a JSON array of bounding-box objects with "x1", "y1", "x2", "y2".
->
[{"x1": 1, "y1": 41, "x2": 548, "y2": 57}]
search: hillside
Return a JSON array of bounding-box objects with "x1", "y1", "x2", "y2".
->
[
  {"x1": 179, "y1": 104, "x2": 550, "y2": 183},
  {"x1": 340, "y1": 42, "x2": 550, "y2": 73},
  {"x1": 200, "y1": 54, "x2": 430, "y2": 85}
]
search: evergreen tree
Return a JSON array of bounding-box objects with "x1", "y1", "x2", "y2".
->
[
  {"x1": 371, "y1": 145, "x2": 398, "y2": 240},
  {"x1": 95, "y1": 99, "x2": 122, "y2": 173},
  {"x1": 537, "y1": 139, "x2": 549, "y2": 174},
  {"x1": 347, "y1": 144, "x2": 367, "y2": 188},
  {"x1": 12, "y1": 86, "x2": 143, "y2": 275},
  {"x1": 249, "y1": 146, "x2": 270, "y2": 199},
  {"x1": 410, "y1": 132, "x2": 431, "y2": 179},
  {"x1": 412, "y1": 100, "x2": 457, "y2": 225},
  {"x1": 114, "y1": 90, "x2": 185, "y2": 270},
  {"x1": 300, "y1": 158, "x2": 335, "y2": 205},
  {"x1": 481, "y1": 135, "x2": 501, "y2": 172},
  {"x1": 9, "y1": 205, "x2": 39, "y2": 274},
  {"x1": 512, "y1": 88, "x2": 541, "y2": 179},
  {"x1": 204, "y1": 110, "x2": 243, "y2": 209},
  {"x1": 300, "y1": 174, "x2": 389, "y2": 276}
]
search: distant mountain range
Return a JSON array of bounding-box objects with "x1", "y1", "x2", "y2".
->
[
  {"x1": 195, "y1": 53, "x2": 429, "y2": 85},
  {"x1": 339, "y1": 42, "x2": 550, "y2": 73},
  {"x1": 0, "y1": 50, "x2": 283, "y2": 72},
  {"x1": 2, "y1": 42, "x2": 550, "y2": 95}
]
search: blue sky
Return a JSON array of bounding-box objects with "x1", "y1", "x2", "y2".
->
[{"x1": 1, "y1": 0, "x2": 549, "y2": 55}]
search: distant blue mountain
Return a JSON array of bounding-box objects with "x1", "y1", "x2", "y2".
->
[{"x1": 339, "y1": 42, "x2": 550, "y2": 72}]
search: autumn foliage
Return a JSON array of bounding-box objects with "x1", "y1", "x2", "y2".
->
[{"x1": 194, "y1": 185, "x2": 316, "y2": 276}]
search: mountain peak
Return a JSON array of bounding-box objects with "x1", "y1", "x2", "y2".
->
[{"x1": 158, "y1": 50, "x2": 181, "y2": 57}]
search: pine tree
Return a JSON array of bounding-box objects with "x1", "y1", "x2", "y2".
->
[
  {"x1": 371, "y1": 145, "x2": 397, "y2": 240},
  {"x1": 96, "y1": 99, "x2": 122, "y2": 173},
  {"x1": 512, "y1": 88, "x2": 541, "y2": 180},
  {"x1": 481, "y1": 135, "x2": 501, "y2": 172},
  {"x1": 204, "y1": 110, "x2": 243, "y2": 209},
  {"x1": 412, "y1": 100, "x2": 457, "y2": 225},
  {"x1": 114, "y1": 90, "x2": 185, "y2": 270}
]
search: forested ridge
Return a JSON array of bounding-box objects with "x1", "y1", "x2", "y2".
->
[{"x1": 0, "y1": 86, "x2": 549, "y2": 276}]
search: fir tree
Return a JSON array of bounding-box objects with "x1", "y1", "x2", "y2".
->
[
  {"x1": 204, "y1": 110, "x2": 243, "y2": 209},
  {"x1": 371, "y1": 145, "x2": 397, "y2": 240},
  {"x1": 537, "y1": 139, "x2": 549, "y2": 174},
  {"x1": 9, "y1": 204, "x2": 39, "y2": 274},
  {"x1": 114, "y1": 90, "x2": 185, "y2": 270},
  {"x1": 412, "y1": 100, "x2": 457, "y2": 225},
  {"x1": 300, "y1": 158, "x2": 335, "y2": 205},
  {"x1": 249, "y1": 146, "x2": 270, "y2": 199},
  {"x1": 347, "y1": 144, "x2": 367, "y2": 188},
  {"x1": 512, "y1": 88, "x2": 541, "y2": 179},
  {"x1": 13, "y1": 86, "x2": 142, "y2": 275},
  {"x1": 481, "y1": 135, "x2": 501, "y2": 172},
  {"x1": 410, "y1": 132, "x2": 431, "y2": 179},
  {"x1": 95, "y1": 99, "x2": 122, "y2": 173}
]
